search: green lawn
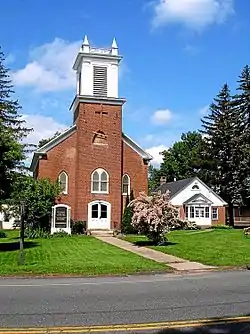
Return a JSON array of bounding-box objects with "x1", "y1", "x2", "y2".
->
[
  {"x1": 0, "y1": 230, "x2": 167, "y2": 276},
  {"x1": 123, "y1": 229, "x2": 250, "y2": 267}
]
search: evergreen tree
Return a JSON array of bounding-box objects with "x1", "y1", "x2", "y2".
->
[
  {"x1": 232, "y1": 65, "x2": 250, "y2": 206},
  {"x1": 201, "y1": 83, "x2": 239, "y2": 226},
  {"x1": 0, "y1": 48, "x2": 32, "y2": 201},
  {"x1": 121, "y1": 190, "x2": 136, "y2": 234},
  {"x1": 148, "y1": 164, "x2": 161, "y2": 193}
]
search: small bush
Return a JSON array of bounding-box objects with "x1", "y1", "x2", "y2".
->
[
  {"x1": 24, "y1": 228, "x2": 51, "y2": 239},
  {"x1": 211, "y1": 224, "x2": 232, "y2": 230},
  {"x1": 121, "y1": 191, "x2": 137, "y2": 235},
  {"x1": 71, "y1": 220, "x2": 86, "y2": 235},
  {"x1": 52, "y1": 230, "x2": 71, "y2": 238},
  {"x1": 171, "y1": 219, "x2": 201, "y2": 231},
  {"x1": 0, "y1": 230, "x2": 7, "y2": 238}
]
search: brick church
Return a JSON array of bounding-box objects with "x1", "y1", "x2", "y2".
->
[{"x1": 30, "y1": 36, "x2": 152, "y2": 231}]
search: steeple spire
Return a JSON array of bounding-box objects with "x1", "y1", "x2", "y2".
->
[
  {"x1": 111, "y1": 38, "x2": 118, "y2": 55},
  {"x1": 82, "y1": 35, "x2": 90, "y2": 53}
]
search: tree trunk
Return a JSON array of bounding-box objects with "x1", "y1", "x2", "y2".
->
[
  {"x1": 19, "y1": 203, "x2": 25, "y2": 265},
  {"x1": 228, "y1": 203, "x2": 234, "y2": 227}
]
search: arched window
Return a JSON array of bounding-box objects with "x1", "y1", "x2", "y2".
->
[
  {"x1": 58, "y1": 171, "x2": 68, "y2": 194},
  {"x1": 91, "y1": 168, "x2": 109, "y2": 194},
  {"x1": 192, "y1": 184, "x2": 199, "y2": 190},
  {"x1": 122, "y1": 174, "x2": 130, "y2": 195}
]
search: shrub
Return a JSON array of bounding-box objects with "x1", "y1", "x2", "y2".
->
[
  {"x1": 129, "y1": 191, "x2": 179, "y2": 245},
  {"x1": 0, "y1": 230, "x2": 7, "y2": 238},
  {"x1": 211, "y1": 224, "x2": 233, "y2": 230},
  {"x1": 52, "y1": 230, "x2": 72, "y2": 238},
  {"x1": 10, "y1": 176, "x2": 60, "y2": 232},
  {"x1": 71, "y1": 220, "x2": 86, "y2": 235},
  {"x1": 121, "y1": 192, "x2": 137, "y2": 235},
  {"x1": 172, "y1": 219, "x2": 201, "y2": 231},
  {"x1": 24, "y1": 228, "x2": 51, "y2": 239}
]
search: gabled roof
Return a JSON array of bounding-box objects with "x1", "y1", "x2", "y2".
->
[
  {"x1": 30, "y1": 125, "x2": 77, "y2": 171},
  {"x1": 156, "y1": 176, "x2": 227, "y2": 205},
  {"x1": 155, "y1": 177, "x2": 195, "y2": 198},
  {"x1": 30, "y1": 125, "x2": 152, "y2": 171},
  {"x1": 122, "y1": 133, "x2": 153, "y2": 161},
  {"x1": 183, "y1": 193, "x2": 213, "y2": 205}
]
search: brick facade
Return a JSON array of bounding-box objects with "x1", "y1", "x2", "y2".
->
[{"x1": 35, "y1": 101, "x2": 149, "y2": 230}]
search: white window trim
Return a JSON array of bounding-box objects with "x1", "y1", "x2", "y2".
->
[
  {"x1": 122, "y1": 174, "x2": 131, "y2": 196},
  {"x1": 58, "y1": 171, "x2": 68, "y2": 195},
  {"x1": 212, "y1": 207, "x2": 218, "y2": 220},
  {"x1": 186, "y1": 205, "x2": 211, "y2": 219},
  {"x1": 91, "y1": 168, "x2": 109, "y2": 194}
]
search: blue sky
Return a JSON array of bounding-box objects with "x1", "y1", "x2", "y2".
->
[{"x1": 1, "y1": 0, "x2": 249, "y2": 165}]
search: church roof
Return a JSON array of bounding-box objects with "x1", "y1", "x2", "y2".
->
[{"x1": 30, "y1": 125, "x2": 152, "y2": 172}]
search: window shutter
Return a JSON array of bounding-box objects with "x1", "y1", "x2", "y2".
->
[{"x1": 93, "y1": 66, "x2": 107, "y2": 97}]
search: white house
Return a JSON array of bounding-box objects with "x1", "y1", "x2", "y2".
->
[{"x1": 156, "y1": 177, "x2": 227, "y2": 227}]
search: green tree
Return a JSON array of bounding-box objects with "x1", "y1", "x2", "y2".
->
[
  {"x1": 0, "y1": 48, "x2": 32, "y2": 201},
  {"x1": 159, "y1": 131, "x2": 206, "y2": 183},
  {"x1": 148, "y1": 164, "x2": 161, "y2": 193},
  {"x1": 232, "y1": 65, "x2": 250, "y2": 206},
  {"x1": 201, "y1": 83, "x2": 239, "y2": 226},
  {"x1": 38, "y1": 131, "x2": 61, "y2": 148},
  {"x1": 121, "y1": 189, "x2": 136, "y2": 234},
  {"x1": 10, "y1": 175, "x2": 60, "y2": 231}
]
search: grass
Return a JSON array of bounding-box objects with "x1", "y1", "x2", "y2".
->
[
  {"x1": 123, "y1": 229, "x2": 250, "y2": 267},
  {"x1": 0, "y1": 230, "x2": 168, "y2": 277}
]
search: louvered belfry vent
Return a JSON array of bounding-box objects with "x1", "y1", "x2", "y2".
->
[{"x1": 93, "y1": 66, "x2": 108, "y2": 97}]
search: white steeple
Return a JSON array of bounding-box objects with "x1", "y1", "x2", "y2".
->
[
  {"x1": 72, "y1": 36, "x2": 122, "y2": 99},
  {"x1": 111, "y1": 38, "x2": 118, "y2": 55},
  {"x1": 82, "y1": 35, "x2": 90, "y2": 53}
]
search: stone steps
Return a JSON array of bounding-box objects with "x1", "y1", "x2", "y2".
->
[{"x1": 88, "y1": 229, "x2": 114, "y2": 237}]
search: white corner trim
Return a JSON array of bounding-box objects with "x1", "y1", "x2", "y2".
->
[{"x1": 122, "y1": 133, "x2": 153, "y2": 161}]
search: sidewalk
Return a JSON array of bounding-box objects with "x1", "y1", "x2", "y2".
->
[{"x1": 96, "y1": 236, "x2": 216, "y2": 271}]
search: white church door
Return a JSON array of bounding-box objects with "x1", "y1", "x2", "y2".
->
[{"x1": 88, "y1": 201, "x2": 111, "y2": 230}]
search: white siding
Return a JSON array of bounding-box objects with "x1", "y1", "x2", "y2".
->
[{"x1": 170, "y1": 179, "x2": 226, "y2": 206}]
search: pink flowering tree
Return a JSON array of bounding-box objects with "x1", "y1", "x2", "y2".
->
[{"x1": 128, "y1": 191, "x2": 179, "y2": 245}]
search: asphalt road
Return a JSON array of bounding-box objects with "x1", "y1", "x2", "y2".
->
[{"x1": 0, "y1": 270, "x2": 250, "y2": 332}]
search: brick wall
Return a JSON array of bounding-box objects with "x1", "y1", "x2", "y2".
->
[
  {"x1": 211, "y1": 206, "x2": 226, "y2": 225},
  {"x1": 37, "y1": 132, "x2": 77, "y2": 216},
  {"x1": 73, "y1": 101, "x2": 123, "y2": 228},
  {"x1": 122, "y1": 142, "x2": 148, "y2": 209},
  {"x1": 36, "y1": 101, "x2": 149, "y2": 229}
]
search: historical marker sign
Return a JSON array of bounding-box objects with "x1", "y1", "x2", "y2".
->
[
  {"x1": 51, "y1": 204, "x2": 71, "y2": 234},
  {"x1": 55, "y1": 206, "x2": 67, "y2": 228}
]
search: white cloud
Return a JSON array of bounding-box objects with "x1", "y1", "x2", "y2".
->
[
  {"x1": 146, "y1": 144, "x2": 168, "y2": 166},
  {"x1": 151, "y1": 109, "x2": 172, "y2": 125},
  {"x1": 22, "y1": 114, "x2": 68, "y2": 146},
  {"x1": 13, "y1": 38, "x2": 81, "y2": 92},
  {"x1": 152, "y1": 0, "x2": 234, "y2": 30}
]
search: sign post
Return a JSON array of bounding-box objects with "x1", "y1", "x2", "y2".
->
[{"x1": 19, "y1": 201, "x2": 25, "y2": 265}]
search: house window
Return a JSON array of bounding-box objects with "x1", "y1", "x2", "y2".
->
[
  {"x1": 58, "y1": 171, "x2": 68, "y2": 194},
  {"x1": 192, "y1": 184, "x2": 199, "y2": 190},
  {"x1": 91, "y1": 168, "x2": 109, "y2": 194},
  {"x1": 122, "y1": 174, "x2": 130, "y2": 195},
  {"x1": 205, "y1": 207, "x2": 210, "y2": 218},
  {"x1": 212, "y1": 207, "x2": 218, "y2": 220},
  {"x1": 185, "y1": 206, "x2": 188, "y2": 219},
  {"x1": 190, "y1": 206, "x2": 194, "y2": 219}
]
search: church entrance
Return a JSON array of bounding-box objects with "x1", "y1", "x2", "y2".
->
[{"x1": 87, "y1": 201, "x2": 111, "y2": 230}]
